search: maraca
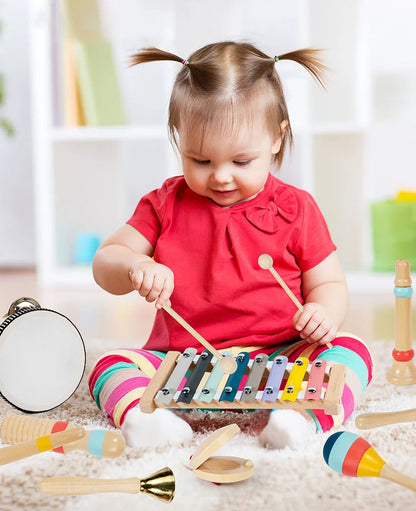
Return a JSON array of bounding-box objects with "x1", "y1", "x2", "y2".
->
[
  {"x1": 1, "y1": 414, "x2": 125, "y2": 458},
  {"x1": 323, "y1": 431, "x2": 416, "y2": 492}
]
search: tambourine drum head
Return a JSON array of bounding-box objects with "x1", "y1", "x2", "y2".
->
[{"x1": 0, "y1": 310, "x2": 86, "y2": 412}]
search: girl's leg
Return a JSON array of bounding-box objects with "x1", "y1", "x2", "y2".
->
[
  {"x1": 88, "y1": 349, "x2": 193, "y2": 447},
  {"x1": 259, "y1": 333, "x2": 373, "y2": 448}
]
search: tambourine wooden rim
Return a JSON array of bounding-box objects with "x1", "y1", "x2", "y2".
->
[{"x1": 0, "y1": 304, "x2": 86, "y2": 413}]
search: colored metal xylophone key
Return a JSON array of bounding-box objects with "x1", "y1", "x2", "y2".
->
[{"x1": 139, "y1": 349, "x2": 345, "y2": 415}]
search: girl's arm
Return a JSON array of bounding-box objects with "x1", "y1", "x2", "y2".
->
[
  {"x1": 293, "y1": 251, "x2": 348, "y2": 345},
  {"x1": 92, "y1": 224, "x2": 174, "y2": 308}
]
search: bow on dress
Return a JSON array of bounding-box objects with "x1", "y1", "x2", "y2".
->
[{"x1": 245, "y1": 186, "x2": 297, "y2": 233}]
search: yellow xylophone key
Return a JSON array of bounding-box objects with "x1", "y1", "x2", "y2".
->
[{"x1": 280, "y1": 357, "x2": 309, "y2": 402}]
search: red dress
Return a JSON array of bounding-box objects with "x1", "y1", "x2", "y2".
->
[{"x1": 127, "y1": 173, "x2": 336, "y2": 354}]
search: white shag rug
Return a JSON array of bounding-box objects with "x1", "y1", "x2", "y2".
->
[{"x1": 1, "y1": 339, "x2": 416, "y2": 511}]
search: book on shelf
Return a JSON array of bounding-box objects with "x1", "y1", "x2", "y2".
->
[{"x1": 74, "y1": 40, "x2": 126, "y2": 126}]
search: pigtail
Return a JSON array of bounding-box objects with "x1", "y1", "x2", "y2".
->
[
  {"x1": 276, "y1": 48, "x2": 328, "y2": 90},
  {"x1": 129, "y1": 47, "x2": 184, "y2": 66}
]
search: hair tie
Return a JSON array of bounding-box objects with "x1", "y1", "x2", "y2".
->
[
  {"x1": 274, "y1": 56, "x2": 279, "y2": 63},
  {"x1": 181, "y1": 59, "x2": 190, "y2": 66}
]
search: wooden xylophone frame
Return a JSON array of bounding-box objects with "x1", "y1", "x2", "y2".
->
[{"x1": 139, "y1": 350, "x2": 346, "y2": 416}]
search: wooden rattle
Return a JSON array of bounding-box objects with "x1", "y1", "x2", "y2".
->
[
  {"x1": 162, "y1": 303, "x2": 237, "y2": 374},
  {"x1": 258, "y1": 254, "x2": 333, "y2": 349},
  {"x1": 1, "y1": 414, "x2": 125, "y2": 458},
  {"x1": 0, "y1": 297, "x2": 86, "y2": 412},
  {"x1": 0, "y1": 427, "x2": 85, "y2": 465},
  {"x1": 190, "y1": 424, "x2": 253, "y2": 483},
  {"x1": 323, "y1": 431, "x2": 416, "y2": 492},
  {"x1": 386, "y1": 260, "x2": 416, "y2": 385},
  {"x1": 37, "y1": 466, "x2": 175, "y2": 502},
  {"x1": 356, "y1": 409, "x2": 416, "y2": 430}
]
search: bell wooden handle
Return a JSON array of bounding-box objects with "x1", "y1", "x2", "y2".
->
[
  {"x1": 37, "y1": 476, "x2": 141, "y2": 495},
  {"x1": 0, "y1": 427, "x2": 85, "y2": 465},
  {"x1": 356, "y1": 409, "x2": 416, "y2": 429}
]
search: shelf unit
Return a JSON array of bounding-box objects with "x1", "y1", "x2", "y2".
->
[{"x1": 30, "y1": 0, "x2": 416, "y2": 292}]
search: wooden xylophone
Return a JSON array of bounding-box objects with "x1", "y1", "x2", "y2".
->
[{"x1": 140, "y1": 349, "x2": 346, "y2": 415}]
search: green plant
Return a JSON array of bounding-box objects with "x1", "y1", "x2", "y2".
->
[{"x1": 0, "y1": 19, "x2": 14, "y2": 136}]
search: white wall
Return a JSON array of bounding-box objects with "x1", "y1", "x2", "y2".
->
[{"x1": 0, "y1": 0, "x2": 34, "y2": 266}]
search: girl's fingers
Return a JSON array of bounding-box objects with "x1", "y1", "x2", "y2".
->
[
  {"x1": 298, "y1": 311, "x2": 322, "y2": 339},
  {"x1": 138, "y1": 272, "x2": 156, "y2": 299},
  {"x1": 130, "y1": 269, "x2": 144, "y2": 290},
  {"x1": 155, "y1": 278, "x2": 174, "y2": 309}
]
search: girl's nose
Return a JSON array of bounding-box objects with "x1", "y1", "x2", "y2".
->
[{"x1": 211, "y1": 166, "x2": 233, "y2": 184}]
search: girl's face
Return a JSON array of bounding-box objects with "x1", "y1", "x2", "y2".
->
[{"x1": 179, "y1": 117, "x2": 284, "y2": 207}]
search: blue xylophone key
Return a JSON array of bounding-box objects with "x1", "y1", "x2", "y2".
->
[
  {"x1": 219, "y1": 352, "x2": 250, "y2": 402},
  {"x1": 261, "y1": 356, "x2": 288, "y2": 402}
]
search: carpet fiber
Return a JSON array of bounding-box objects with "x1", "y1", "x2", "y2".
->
[{"x1": 1, "y1": 339, "x2": 416, "y2": 511}]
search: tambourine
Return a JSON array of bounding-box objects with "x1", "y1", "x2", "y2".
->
[{"x1": 0, "y1": 298, "x2": 86, "y2": 412}]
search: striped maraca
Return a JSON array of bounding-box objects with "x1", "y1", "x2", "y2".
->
[
  {"x1": 323, "y1": 431, "x2": 416, "y2": 492},
  {"x1": 1, "y1": 415, "x2": 125, "y2": 458}
]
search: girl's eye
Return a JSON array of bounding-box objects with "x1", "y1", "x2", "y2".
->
[
  {"x1": 233, "y1": 160, "x2": 251, "y2": 166},
  {"x1": 194, "y1": 159, "x2": 210, "y2": 165}
]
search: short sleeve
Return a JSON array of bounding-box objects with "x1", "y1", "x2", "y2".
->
[
  {"x1": 292, "y1": 193, "x2": 337, "y2": 271},
  {"x1": 126, "y1": 179, "x2": 177, "y2": 247}
]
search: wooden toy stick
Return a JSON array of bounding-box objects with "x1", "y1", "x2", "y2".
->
[
  {"x1": 324, "y1": 431, "x2": 416, "y2": 492},
  {"x1": 356, "y1": 409, "x2": 416, "y2": 429},
  {"x1": 258, "y1": 254, "x2": 303, "y2": 310},
  {"x1": 386, "y1": 260, "x2": 416, "y2": 385},
  {"x1": 38, "y1": 467, "x2": 175, "y2": 503},
  {"x1": 162, "y1": 304, "x2": 237, "y2": 374},
  {"x1": 0, "y1": 427, "x2": 85, "y2": 465},
  {"x1": 0, "y1": 415, "x2": 125, "y2": 458},
  {"x1": 258, "y1": 254, "x2": 333, "y2": 349}
]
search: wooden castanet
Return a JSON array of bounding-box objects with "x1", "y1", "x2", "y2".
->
[
  {"x1": 38, "y1": 467, "x2": 175, "y2": 503},
  {"x1": 355, "y1": 409, "x2": 416, "y2": 429},
  {"x1": 323, "y1": 431, "x2": 416, "y2": 492},
  {"x1": 162, "y1": 304, "x2": 237, "y2": 374},
  {"x1": 0, "y1": 414, "x2": 125, "y2": 458},
  {"x1": 0, "y1": 427, "x2": 85, "y2": 465},
  {"x1": 190, "y1": 424, "x2": 254, "y2": 483},
  {"x1": 139, "y1": 349, "x2": 345, "y2": 415}
]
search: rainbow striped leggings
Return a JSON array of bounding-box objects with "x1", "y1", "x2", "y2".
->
[{"x1": 88, "y1": 333, "x2": 373, "y2": 433}]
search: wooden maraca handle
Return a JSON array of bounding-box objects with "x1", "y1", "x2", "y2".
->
[
  {"x1": 356, "y1": 409, "x2": 416, "y2": 429},
  {"x1": 381, "y1": 464, "x2": 416, "y2": 492},
  {"x1": 38, "y1": 476, "x2": 141, "y2": 495},
  {"x1": 0, "y1": 427, "x2": 85, "y2": 465}
]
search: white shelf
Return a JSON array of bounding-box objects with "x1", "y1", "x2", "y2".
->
[
  {"x1": 346, "y1": 271, "x2": 395, "y2": 295},
  {"x1": 51, "y1": 125, "x2": 167, "y2": 142},
  {"x1": 31, "y1": 0, "x2": 416, "y2": 289}
]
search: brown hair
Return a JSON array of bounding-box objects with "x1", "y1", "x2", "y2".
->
[{"x1": 130, "y1": 42, "x2": 327, "y2": 169}]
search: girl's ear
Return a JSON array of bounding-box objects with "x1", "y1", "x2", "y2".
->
[{"x1": 272, "y1": 120, "x2": 289, "y2": 154}]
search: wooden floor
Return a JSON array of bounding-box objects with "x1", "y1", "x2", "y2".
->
[{"x1": 0, "y1": 269, "x2": 409, "y2": 345}]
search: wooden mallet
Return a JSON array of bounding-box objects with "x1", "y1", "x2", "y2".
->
[
  {"x1": 356, "y1": 409, "x2": 416, "y2": 430},
  {"x1": 323, "y1": 431, "x2": 416, "y2": 492},
  {"x1": 258, "y1": 254, "x2": 333, "y2": 348},
  {"x1": 162, "y1": 304, "x2": 237, "y2": 374}
]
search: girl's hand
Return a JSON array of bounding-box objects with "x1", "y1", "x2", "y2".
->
[
  {"x1": 292, "y1": 303, "x2": 338, "y2": 345},
  {"x1": 128, "y1": 260, "x2": 174, "y2": 309}
]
